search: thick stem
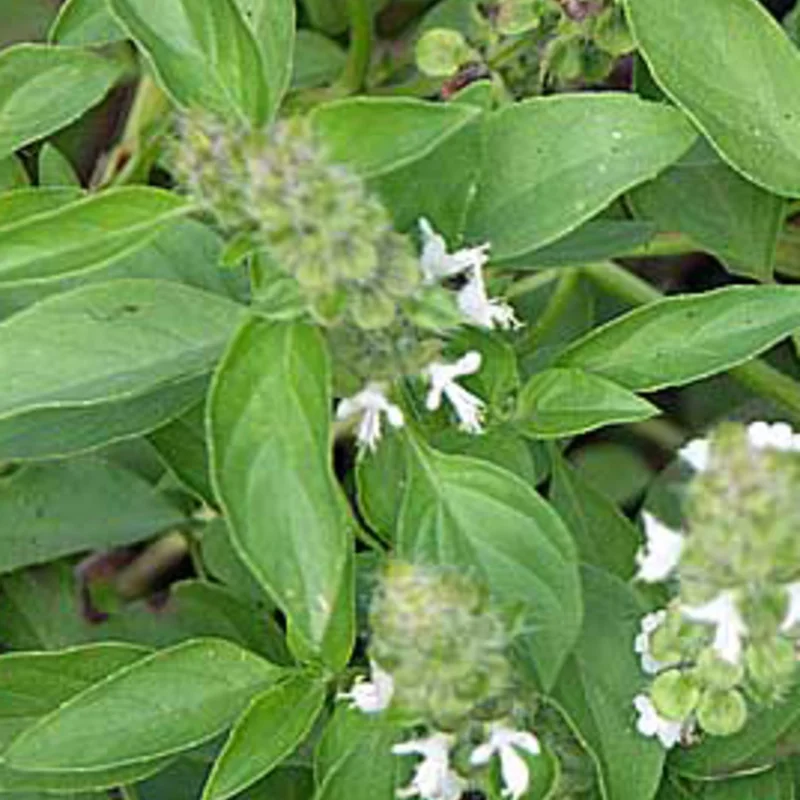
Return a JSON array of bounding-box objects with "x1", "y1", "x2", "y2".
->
[
  {"x1": 336, "y1": 0, "x2": 374, "y2": 94},
  {"x1": 581, "y1": 261, "x2": 800, "y2": 426}
]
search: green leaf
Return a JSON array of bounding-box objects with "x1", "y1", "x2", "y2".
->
[
  {"x1": 0, "y1": 155, "x2": 29, "y2": 191},
  {"x1": 49, "y1": 0, "x2": 127, "y2": 46},
  {"x1": 291, "y1": 30, "x2": 346, "y2": 90},
  {"x1": 0, "y1": 374, "x2": 206, "y2": 461},
  {"x1": 0, "y1": 279, "x2": 244, "y2": 419},
  {"x1": 109, "y1": 0, "x2": 269, "y2": 124},
  {"x1": 672, "y1": 682, "x2": 800, "y2": 779},
  {"x1": 314, "y1": 707, "x2": 406, "y2": 800},
  {"x1": 549, "y1": 451, "x2": 639, "y2": 579},
  {"x1": 38, "y1": 143, "x2": 80, "y2": 186},
  {"x1": 0, "y1": 455, "x2": 185, "y2": 574},
  {"x1": 208, "y1": 320, "x2": 354, "y2": 669},
  {"x1": 4, "y1": 639, "x2": 283, "y2": 773},
  {"x1": 465, "y1": 94, "x2": 696, "y2": 260},
  {"x1": 311, "y1": 98, "x2": 481, "y2": 179},
  {"x1": 0, "y1": 186, "x2": 82, "y2": 229},
  {"x1": 629, "y1": 139, "x2": 785, "y2": 281},
  {"x1": 299, "y1": 0, "x2": 388, "y2": 36},
  {"x1": 551, "y1": 566, "x2": 665, "y2": 800},
  {"x1": 698, "y1": 764, "x2": 794, "y2": 799},
  {"x1": 625, "y1": 0, "x2": 800, "y2": 197},
  {"x1": 202, "y1": 673, "x2": 325, "y2": 800},
  {"x1": 0, "y1": 187, "x2": 191, "y2": 285},
  {"x1": 516, "y1": 368, "x2": 658, "y2": 439},
  {"x1": 396, "y1": 434, "x2": 582, "y2": 690},
  {"x1": 0, "y1": 44, "x2": 122, "y2": 160},
  {"x1": 558, "y1": 285, "x2": 800, "y2": 391}
]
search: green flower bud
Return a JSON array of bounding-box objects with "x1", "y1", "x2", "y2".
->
[
  {"x1": 496, "y1": 0, "x2": 541, "y2": 35},
  {"x1": 651, "y1": 670, "x2": 701, "y2": 722},
  {"x1": 694, "y1": 649, "x2": 744, "y2": 692},
  {"x1": 349, "y1": 287, "x2": 397, "y2": 330},
  {"x1": 416, "y1": 28, "x2": 476, "y2": 77},
  {"x1": 544, "y1": 35, "x2": 584, "y2": 83},
  {"x1": 745, "y1": 639, "x2": 797, "y2": 703},
  {"x1": 593, "y1": 5, "x2": 635, "y2": 56},
  {"x1": 697, "y1": 689, "x2": 748, "y2": 737}
]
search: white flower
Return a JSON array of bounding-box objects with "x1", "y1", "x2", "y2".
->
[
  {"x1": 633, "y1": 693, "x2": 685, "y2": 749},
  {"x1": 418, "y1": 217, "x2": 490, "y2": 283},
  {"x1": 470, "y1": 722, "x2": 541, "y2": 800},
  {"x1": 746, "y1": 421, "x2": 800, "y2": 453},
  {"x1": 634, "y1": 610, "x2": 670, "y2": 675},
  {"x1": 679, "y1": 437, "x2": 710, "y2": 473},
  {"x1": 780, "y1": 581, "x2": 800, "y2": 632},
  {"x1": 338, "y1": 661, "x2": 394, "y2": 714},
  {"x1": 335, "y1": 383, "x2": 404, "y2": 453},
  {"x1": 456, "y1": 266, "x2": 520, "y2": 330},
  {"x1": 635, "y1": 513, "x2": 685, "y2": 583},
  {"x1": 424, "y1": 351, "x2": 486, "y2": 434},
  {"x1": 393, "y1": 732, "x2": 466, "y2": 800},
  {"x1": 682, "y1": 591, "x2": 747, "y2": 665}
]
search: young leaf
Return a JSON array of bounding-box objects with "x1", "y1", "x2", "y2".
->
[
  {"x1": 202, "y1": 673, "x2": 325, "y2": 800},
  {"x1": 516, "y1": 368, "x2": 658, "y2": 439},
  {"x1": 465, "y1": 93, "x2": 697, "y2": 260},
  {"x1": 109, "y1": 0, "x2": 270, "y2": 124},
  {"x1": 629, "y1": 139, "x2": 785, "y2": 281},
  {"x1": 396, "y1": 434, "x2": 582, "y2": 690},
  {"x1": 49, "y1": 0, "x2": 127, "y2": 46},
  {"x1": 291, "y1": 30, "x2": 346, "y2": 90},
  {"x1": 311, "y1": 98, "x2": 481, "y2": 178},
  {"x1": 0, "y1": 455, "x2": 186, "y2": 574},
  {"x1": 549, "y1": 451, "x2": 639, "y2": 579},
  {"x1": 625, "y1": 0, "x2": 800, "y2": 197},
  {"x1": 208, "y1": 320, "x2": 354, "y2": 669},
  {"x1": 38, "y1": 143, "x2": 81, "y2": 186},
  {"x1": 558, "y1": 285, "x2": 800, "y2": 391},
  {"x1": 0, "y1": 187, "x2": 191, "y2": 285},
  {"x1": 0, "y1": 44, "x2": 122, "y2": 160},
  {"x1": 551, "y1": 566, "x2": 666, "y2": 800},
  {"x1": 4, "y1": 639, "x2": 284, "y2": 773}
]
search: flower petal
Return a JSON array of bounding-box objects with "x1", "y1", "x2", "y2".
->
[
  {"x1": 635, "y1": 513, "x2": 684, "y2": 583},
  {"x1": 682, "y1": 591, "x2": 747, "y2": 664}
]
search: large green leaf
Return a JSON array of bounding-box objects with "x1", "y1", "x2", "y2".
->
[
  {"x1": 0, "y1": 187, "x2": 190, "y2": 285},
  {"x1": 311, "y1": 98, "x2": 481, "y2": 179},
  {"x1": 0, "y1": 155, "x2": 29, "y2": 190},
  {"x1": 4, "y1": 639, "x2": 282, "y2": 773},
  {"x1": 465, "y1": 93, "x2": 696, "y2": 260},
  {"x1": 558, "y1": 285, "x2": 800, "y2": 391},
  {"x1": 0, "y1": 455, "x2": 185, "y2": 574},
  {"x1": 0, "y1": 44, "x2": 121, "y2": 160},
  {"x1": 698, "y1": 765, "x2": 794, "y2": 798},
  {"x1": 202, "y1": 673, "x2": 325, "y2": 800},
  {"x1": 0, "y1": 279, "x2": 244, "y2": 418},
  {"x1": 208, "y1": 320, "x2": 354, "y2": 669},
  {"x1": 516, "y1": 367, "x2": 658, "y2": 439},
  {"x1": 396, "y1": 434, "x2": 582, "y2": 689},
  {"x1": 314, "y1": 707, "x2": 406, "y2": 800},
  {"x1": 109, "y1": 0, "x2": 269, "y2": 123},
  {"x1": 551, "y1": 566, "x2": 665, "y2": 800},
  {"x1": 625, "y1": 0, "x2": 800, "y2": 197},
  {"x1": 629, "y1": 139, "x2": 785, "y2": 281},
  {"x1": 549, "y1": 452, "x2": 639, "y2": 579},
  {"x1": 49, "y1": 0, "x2": 127, "y2": 45}
]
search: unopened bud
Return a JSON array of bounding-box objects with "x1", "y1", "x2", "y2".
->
[
  {"x1": 651, "y1": 670, "x2": 700, "y2": 722},
  {"x1": 696, "y1": 689, "x2": 747, "y2": 737},
  {"x1": 416, "y1": 28, "x2": 477, "y2": 77}
]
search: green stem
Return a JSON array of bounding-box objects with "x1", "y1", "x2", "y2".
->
[
  {"x1": 516, "y1": 268, "x2": 580, "y2": 359},
  {"x1": 624, "y1": 232, "x2": 698, "y2": 259},
  {"x1": 581, "y1": 261, "x2": 800, "y2": 426},
  {"x1": 336, "y1": 0, "x2": 374, "y2": 94}
]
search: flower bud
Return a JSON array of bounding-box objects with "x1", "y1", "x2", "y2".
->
[
  {"x1": 745, "y1": 639, "x2": 797, "y2": 703},
  {"x1": 694, "y1": 649, "x2": 744, "y2": 692},
  {"x1": 416, "y1": 28, "x2": 476, "y2": 77},
  {"x1": 696, "y1": 689, "x2": 748, "y2": 737},
  {"x1": 593, "y1": 5, "x2": 635, "y2": 56},
  {"x1": 496, "y1": 0, "x2": 541, "y2": 35},
  {"x1": 650, "y1": 670, "x2": 701, "y2": 722}
]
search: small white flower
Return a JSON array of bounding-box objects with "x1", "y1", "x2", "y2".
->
[
  {"x1": 338, "y1": 661, "x2": 394, "y2": 714},
  {"x1": 746, "y1": 420, "x2": 800, "y2": 453},
  {"x1": 456, "y1": 267, "x2": 520, "y2": 331},
  {"x1": 780, "y1": 581, "x2": 800, "y2": 632},
  {"x1": 470, "y1": 722, "x2": 541, "y2": 800},
  {"x1": 418, "y1": 217, "x2": 490, "y2": 283},
  {"x1": 635, "y1": 513, "x2": 685, "y2": 583},
  {"x1": 634, "y1": 610, "x2": 670, "y2": 675},
  {"x1": 633, "y1": 693, "x2": 685, "y2": 749},
  {"x1": 393, "y1": 732, "x2": 465, "y2": 800},
  {"x1": 424, "y1": 351, "x2": 486, "y2": 434},
  {"x1": 336, "y1": 383, "x2": 404, "y2": 453},
  {"x1": 682, "y1": 591, "x2": 747, "y2": 665},
  {"x1": 679, "y1": 437, "x2": 710, "y2": 473}
]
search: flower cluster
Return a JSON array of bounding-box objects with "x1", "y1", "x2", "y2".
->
[
  {"x1": 340, "y1": 562, "x2": 541, "y2": 799},
  {"x1": 633, "y1": 422, "x2": 800, "y2": 748}
]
